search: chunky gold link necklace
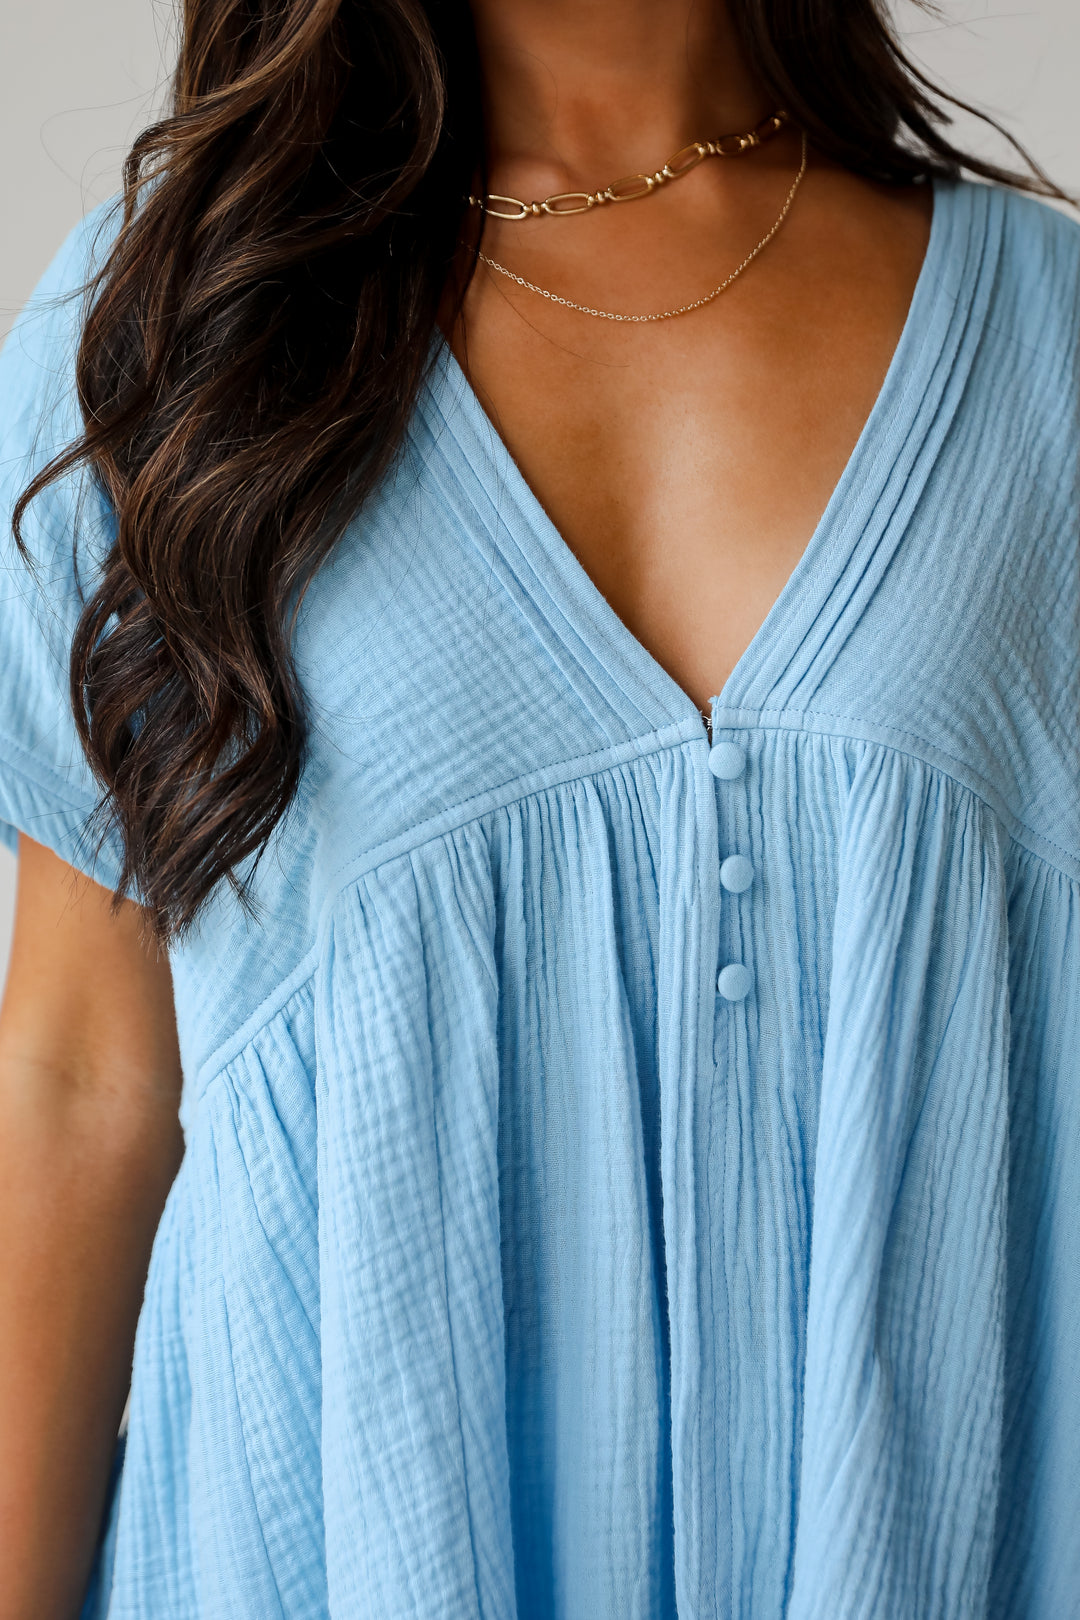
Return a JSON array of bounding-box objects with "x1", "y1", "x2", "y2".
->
[
  {"x1": 475, "y1": 127, "x2": 807, "y2": 324},
  {"x1": 468, "y1": 108, "x2": 789, "y2": 220}
]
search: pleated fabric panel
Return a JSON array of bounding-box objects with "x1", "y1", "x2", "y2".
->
[
  {"x1": 315, "y1": 828, "x2": 514, "y2": 1619},
  {"x1": 76, "y1": 732, "x2": 1080, "y2": 1620},
  {"x1": 787, "y1": 745, "x2": 1010, "y2": 1618},
  {"x1": 86, "y1": 984, "x2": 327, "y2": 1619},
  {"x1": 313, "y1": 756, "x2": 703, "y2": 1620},
  {"x1": 487, "y1": 768, "x2": 676, "y2": 1620},
  {"x1": 993, "y1": 848, "x2": 1080, "y2": 1617}
]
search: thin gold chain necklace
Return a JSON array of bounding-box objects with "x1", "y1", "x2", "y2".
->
[
  {"x1": 468, "y1": 109, "x2": 790, "y2": 221},
  {"x1": 475, "y1": 128, "x2": 807, "y2": 324}
]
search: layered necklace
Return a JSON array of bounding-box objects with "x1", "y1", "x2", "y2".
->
[{"x1": 467, "y1": 108, "x2": 807, "y2": 324}]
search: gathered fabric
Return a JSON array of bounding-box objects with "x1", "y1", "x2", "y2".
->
[{"x1": 1, "y1": 173, "x2": 1078, "y2": 1619}]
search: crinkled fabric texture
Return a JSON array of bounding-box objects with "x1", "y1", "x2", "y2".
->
[{"x1": 1, "y1": 178, "x2": 1079, "y2": 1619}]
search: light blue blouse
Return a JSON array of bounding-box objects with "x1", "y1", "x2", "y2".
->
[{"x1": 2, "y1": 174, "x2": 1079, "y2": 1620}]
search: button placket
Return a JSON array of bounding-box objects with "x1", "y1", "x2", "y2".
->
[{"x1": 710, "y1": 732, "x2": 754, "y2": 1003}]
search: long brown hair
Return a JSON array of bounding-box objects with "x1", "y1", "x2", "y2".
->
[{"x1": 12, "y1": 0, "x2": 1070, "y2": 943}]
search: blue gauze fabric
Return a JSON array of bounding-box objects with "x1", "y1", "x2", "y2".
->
[{"x1": 1, "y1": 176, "x2": 1079, "y2": 1619}]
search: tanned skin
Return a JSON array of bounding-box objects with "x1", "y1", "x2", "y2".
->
[
  {"x1": 449, "y1": 0, "x2": 933, "y2": 717},
  {"x1": 0, "y1": 838, "x2": 182, "y2": 1619}
]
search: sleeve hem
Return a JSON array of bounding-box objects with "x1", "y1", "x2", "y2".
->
[{"x1": 0, "y1": 730, "x2": 122, "y2": 891}]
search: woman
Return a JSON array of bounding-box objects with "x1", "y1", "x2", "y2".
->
[{"x1": 0, "y1": 0, "x2": 1077, "y2": 1614}]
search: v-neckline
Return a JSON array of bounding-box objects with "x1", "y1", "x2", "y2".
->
[{"x1": 423, "y1": 174, "x2": 980, "y2": 742}]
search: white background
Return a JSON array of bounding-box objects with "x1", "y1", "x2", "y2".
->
[{"x1": 1, "y1": 0, "x2": 1079, "y2": 990}]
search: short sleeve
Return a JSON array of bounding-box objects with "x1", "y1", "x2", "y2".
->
[{"x1": 0, "y1": 201, "x2": 125, "y2": 886}]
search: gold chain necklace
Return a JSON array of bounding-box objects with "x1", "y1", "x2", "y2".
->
[
  {"x1": 475, "y1": 127, "x2": 807, "y2": 324},
  {"x1": 468, "y1": 109, "x2": 789, "y2": 221}
]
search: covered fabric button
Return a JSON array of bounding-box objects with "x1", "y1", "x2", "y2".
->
[
  {"x1": 720, "y1": 854, "x2": 754, "y2": 893},
  {"x1": 708, "y1": 740, "x2": 746, "y2": 779},
  {"x1": 717, "y1": 963, "x2": 753, "y2": 1000}
]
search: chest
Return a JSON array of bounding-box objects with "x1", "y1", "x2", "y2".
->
[{"x1": 449, "y1": 169, "x2": 933, "y2": 714}]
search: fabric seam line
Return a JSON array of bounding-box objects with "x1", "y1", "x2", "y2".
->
[
  {"x1": 315, "y1": 716, "x2": 1080, "y2": 940},
  {"x1": 192, "y1": 722, "x2": 1079, "y2": 1103},
  {"x1": 712, "y1": 706, "x2": 1080, "y2": 876},
  {"x1": 315, "y1": 718, "x2": 703, "y2": 933}
]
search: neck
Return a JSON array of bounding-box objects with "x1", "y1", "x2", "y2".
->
[{"x1": 466, "y1": 0, "x2": 771, "y2": 193}]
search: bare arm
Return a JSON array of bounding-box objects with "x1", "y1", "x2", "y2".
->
[{"x1": 0, "y1": 835, "x2": 183, "y2": 1620}]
